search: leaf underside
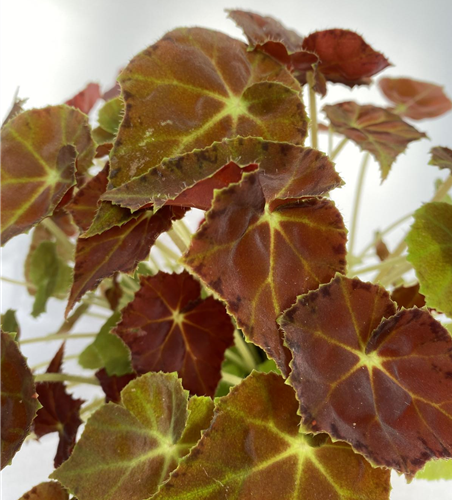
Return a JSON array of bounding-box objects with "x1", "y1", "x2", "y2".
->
[{"x1": 279, "y1": 274, "x2": 452, "y2": 475}]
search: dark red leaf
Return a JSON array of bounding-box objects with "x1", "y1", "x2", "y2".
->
[
  {"x1": 391, "y1": 283, "x2": 426, "y2": 309},
  {"x1": 104, "y1": 272, "x2": 123, "y2": 311},
  {"x1": 302, "y1": 30, "x2": 390, "y2": 88},
  {"x1": 65, "y1": 83, "x2": 101, "y2": 115},
  {"x1": 280, "y1": 274, "x2": 452, "y2": 475},
  {"x1": 1, "y1": 331, "x2": 39, "y2": 469},
  {"x1": 34, "y1": 344, "x2": 84, "y2": 468},
  {"x1": 95, "y1": 368, "x2": 137, "y2": 403},
  {"x1": 379, "y1": 78, "x2": 452, "y2": 120},
  {"x1": 114, "y1": 271, "x2": 234, "y2": 396},
  {"x1": 67, "y1": 206, "x2": 186, "y2": 315}
]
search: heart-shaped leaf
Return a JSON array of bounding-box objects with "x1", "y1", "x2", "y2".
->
[
  {"x1": 1, "y1": 106, "x2": 95, "y2": 244},
  {"x1": 153, "y1": 371, "x2": 391, "y2": 500},
  {"x1": 279, "y1": 274, "x2": 452, "y2": 475},
  {"x1": 406, "y1": 202, "x2": 452, "y2": 317},
  {"x1": 429, "y1": 146, "x2": 452, "y2": 172},
  {"x1": 34, "y1": 344, "x2": 84, "y2": 468},
  {"x1": 51, "y1": 372, "x2": 214, "y2": 500},
  {"x1": 324, "y1": 102, "x2": 427, "y2": 180},
  {"x1": 1, "y1": 331, "x2": 39, "y2": 469},
  {"x1": 379, "y1": 78, "x2": 452, "y2": 120},
  {"x1": 113, "y1": 271, "x2": 234, "y2": 397},
  {"x1": 184, "y1": 168, "x2": 347, "y2": 375},
  {"x1": 18, "y1": 481, "x2": 69, "y2": 500}
]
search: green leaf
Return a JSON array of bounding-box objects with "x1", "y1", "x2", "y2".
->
[
  {"x1": 79, "y1": 312, "x2": 132, "y2": 376},
  {"x1": 98, "y1": 97, "x2": 123, "y2": 135},
  {"x1": 416, "y1": 459, "x2": 452, "y2": 481},
  {"x1": 1, "y1": 331, "x2": 39, "y2": 469},
  {"x1": 0, "y1": 310, "x2": 20, "y2": 337},
  {"x1": 29, "y1": 241, "x2": 72, "y2": 317},
  {"x1": 406, "y1": 202, "x2": 452, "y2": 317},
  {"x1": 51, "y1": 372, "x2": 214, "y2": 500},
  {"x1": 1, "y1": 105, "x2": 95, "y2": 244},
  {"x1": 153, "y1": 372, "x2": 391, "y2": 500}
]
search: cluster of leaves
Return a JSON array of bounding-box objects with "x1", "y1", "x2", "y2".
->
[{"x1": 1, "y1": 9, "x2": 452, "y2": 500}]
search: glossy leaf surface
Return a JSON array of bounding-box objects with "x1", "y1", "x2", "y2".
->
[
  {"x1": 1, "y1": 331, "x2": 39, "y2": 469},
  {"x1": 18, "y1": 481, "x2": 69, "y2": 500},
  {"x1": 406, "y1": 202, "x2": 452, "y2": 317},
  {"x1": 65, "y1": 83, "x2": 101, "y2": 115},
  {"x1": 324, "y1": 102, "x2": 426, "y2": 180},
  {"x1": 1, "y1": 106, "x2": 95, "y2": 243},
  {"x1": 154, "y1": 371, "x2": 391, "y2": 500},
  {"x1": 108, "y1": 27, "x2": 306, "y2": 189},
  {"x1": 429, "y1": 146, "x2": 452, "y2": 172},
  {"x1": 52, "y1": 373, "x2": 214, "y2": 500},
  {"x1": 280, "y1": 274, "x2": 452, "y2": 475},
  {"x1": 379, "y1": 78, "x2": 452, "y2": 120},
  {"x1": 79, "y1": 312, "x2": 132, "y2": 376},
  {"x1": 67, "y1": 205, "x2": 185, "y2": 314},
  {"x1": 103, "y1": 138, "x2": 341, "y2": 212},
  {"x1": 34, "y1": 344, "x2": 84, "y2": 468},
  {"x1": 114, "y1": 271, "x2": 234, "y2": 396},
  {"x1": 184, "y1": 169, "x2": 346, "y2": 374},
  {"x1": 301, "y1": 30, "x2": 390, "y2": 87}
]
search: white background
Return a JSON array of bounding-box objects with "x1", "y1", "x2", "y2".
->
[{"x1": 1, "y1": 0, "x2": 452, "y2": 498}]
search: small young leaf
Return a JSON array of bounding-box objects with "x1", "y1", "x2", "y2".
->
[
  {"x1": 406, "y1": 202, "x2": 452, "y2": 317},
  {"x1": 1, "y1": 105, "x2": 95, "y2": 243},
  {"x1": 65, "y1": 82, "x2": 101, "y2": 115},
  {"x1": 301, "y1": 30, "x2": 390, "y2": 87},
  {"x1": 429, "y1": 146, "x2": 452, "y2": 172},
  {"x1": 153, "y1": 372, "x2": 391, "y2": 500},
  {"x1": 18, "y1": 481, "x2": 69, "y2": 500},
  {"x1": 1, "y1": 331, "x2": 39, "y2": 469},
  {"x1": 379, "y1": 78, "x2": 452, "y2": 120},
  {"x1": 1, "y1": 309, "x2": 20, "y2": 337},
  {"x1": 34, "y1": 344, "x2": 84, "y2": 468},
  {"x1": 114, "y1": 271, "x2": 234, "y2": 397},
  {"x1": 184, "y1": 169, "x2": 347, "y2": 374},
  {"x1": 29, "y1": 241, "x2": 72, "y2": 317},
  {"x1": 416, "y1": 459, "x2": 452, "y2": 481},
  {"x1": 51, "y1": 372, "x2": 214, "y2": 500},
  {"x1": 97, "y1": 96, "x2": 123, "y2": 135},
  {"x1": 279, "y1": 274, "x2": 452, "y2": 475},
  {"x1": 79, "y1": 312, "x2": 132, "y2": 376},
  {"x1": 324, "y1": 102, "x2": 427, "y2": 180},
  {"x1": 66, "y1": 205, "x2": 186, "y2": 315}
]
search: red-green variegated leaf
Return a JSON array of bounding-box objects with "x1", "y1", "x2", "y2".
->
[
  {"x1": 108, "y1": 27, "x2": 306, "y2": 190},
  {"x1": 301, "y1": 30, "x2": 390, "y2": 88},
  {"x1": 183, "y1": 170, "x2": 346, "y2": 375},
  {"x1": 227, "y1": 10, "x2": 318, "y2": 74},
  {"x1": 34, "y1": 344, "x2": 84, "y2": 468},
  {"x1": 65, "y1": 83, "x2": 101, "y2": 115},
  {"x1": 103, "y1": 138, "x2": 342, "y2": 212},
  {"x1": 379, "y1": 78, "x2": 452, "y2": 120},
  {"x1": 67, "y1": 164, "x2": 109, "y2": 232},
  {"x1": 51, "y1": 373, "x2": 214, "y2": 500},
  {"x1": 154, "y1": 372, "x2": 391, "y2": 500},
  {"x1": 1, "y1": 331, "x2": 39, "y2": 469},
  {"x1": 1, "y1": 106, "x2": 95, "y2": 244},
  {"x1": 114, "y1": 271, "x2": 234, "y2": 397},
  {"x1": 279, "y1": 274, "x2": 452, "y2": 476},
  {"x1": 429, "y1": 146, "x2": 452, "y2": 172},
  {"x1": 18, "y1": 481, "x2": 69, "y2": 500},
  {"x1": 324, "y1": 102, "x2": 427, "y2": 180},
  {"x1": 66, "y1": 206, "x2": 186, "y2": 315}
]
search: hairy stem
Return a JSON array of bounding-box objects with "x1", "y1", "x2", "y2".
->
[
  {"x1": 34, "y1": 373, "x2": 100, "y2": 386},
  {"x1": 348, "y1": 153, "x2": 370, "y2": 259},
  {"x1": 350, "y1": 255, "x2": 408, "y2": 276},
  {"x1": 307, "y1": 71, "x2": 318, "y2": 150}
]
